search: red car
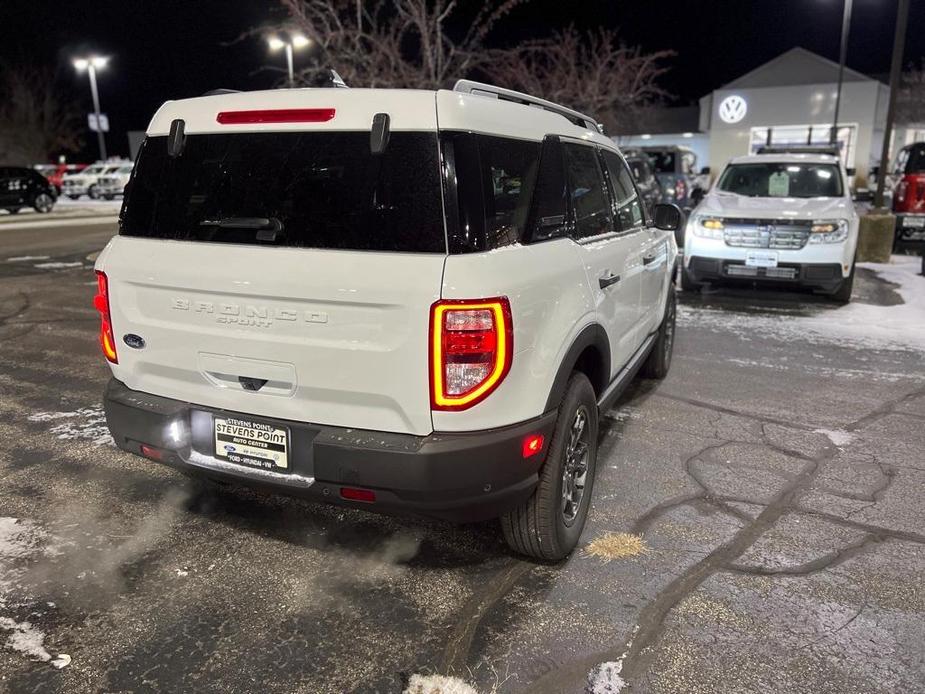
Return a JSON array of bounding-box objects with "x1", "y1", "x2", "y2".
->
[
  {"x1": 893, "y1": 142, "x2": 925, "y2": 250},
  {"x1": 34, "y1": 163, "x2": 89, "y2": 195}
]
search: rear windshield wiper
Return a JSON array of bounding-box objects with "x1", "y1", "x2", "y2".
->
[{"x1": 199, "y1": 217, "x2": 283, "y2": 242}]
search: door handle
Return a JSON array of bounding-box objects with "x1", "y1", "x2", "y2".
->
[{"x1": 599, "y1": 272, "x2": 621, "y2": 289}]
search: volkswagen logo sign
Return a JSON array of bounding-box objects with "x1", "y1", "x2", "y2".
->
[{"x1": 718, "y1": 95, "x2": 748, "y2": 124}]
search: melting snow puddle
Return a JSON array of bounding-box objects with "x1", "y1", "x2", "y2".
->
[
  {"x1": 587, "y1": 626, "x2": 638, "y2": 693},
  {"x1": 29, "y1": 406, "x2": 113, "y2": 446}
]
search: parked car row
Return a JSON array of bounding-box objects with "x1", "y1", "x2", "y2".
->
[
  {"x1": 620, "y1": 145, "x2": 709, "y2": 215},
  {"x1": 61, "y1": 160, "x2": 133, "y2": 200}
]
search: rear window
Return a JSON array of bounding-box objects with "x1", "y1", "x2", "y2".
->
[
  {"x1": 121, "y1": 131, "x2": 446, "y2": 253},
  {"x1": 905, "y1": 146, "x2": 925, "y2": 173}
]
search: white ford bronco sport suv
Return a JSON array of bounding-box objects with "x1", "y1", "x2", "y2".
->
[
  {"x1": 682, "y1": 151, "x2": 859, "y2": 303},
  {"x1": 96, "y1": 81, "x2": 682, "y2": 560}
]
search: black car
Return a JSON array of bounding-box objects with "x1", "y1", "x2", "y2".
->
[
  {"x1": 622, "y1": 148, "x2": 663, "y2": 217},
  {"x1": 0, "y1": 166, "x2": 57, "y2": 214}
]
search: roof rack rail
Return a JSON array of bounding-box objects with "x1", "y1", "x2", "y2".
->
[
  {"x1": 756, "y1": 145, "x2": 840, "y2": 157},
  {"x1": 202, "y1": 89, "x2": 241, "y2": 97},
  {"x1": 453, "y1": 79, "x2": 602, "y2": 133}
]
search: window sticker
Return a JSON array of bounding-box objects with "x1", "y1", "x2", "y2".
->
[{"x1": 768, "y1": 171, "x2": 790, "y2": 197}]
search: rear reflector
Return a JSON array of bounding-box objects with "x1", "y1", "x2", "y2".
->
[
  {"x1": 340, "y1": 487, "x2": 376, "y2": 503},
  {"x1": 140, "y1": 444, "x2": 165, "y2": 461},
  {"x1": 93, "y1": 271, "x2": 117, "y2": 363},
  {"x1": 522, "y1": 434, "x2": 545, "y2": 458},
  {"x1": 216, "y1": 108, "x2": 336, "y2": 125}
]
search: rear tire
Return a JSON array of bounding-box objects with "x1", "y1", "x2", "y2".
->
[
  {"x1": 67, "y1": 195, "x2": 80, "y2": 200},
  {"x1": 33, "y1": 193, "x2": 54, "y2": 213},
  {"x1": 830, "y1": 263, "x2": 855, "y2": 304},
  {"x1": 501, "y1": 373, "x2": 598, "y2": 561},
  {"x1": 641, "y1": 288, "x2": 676, "y2": 379},
  {"x1": 88, "y1": 184, "x2": 100, "y2": 200}
]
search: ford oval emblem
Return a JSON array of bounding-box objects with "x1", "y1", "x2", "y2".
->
[{"x1": 123, "y1": 333, "x2": 146, "y2": 349}]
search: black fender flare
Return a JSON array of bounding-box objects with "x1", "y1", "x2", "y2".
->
[{"x1": 543, "y1": 324, "x2": 611, "y2": 412}]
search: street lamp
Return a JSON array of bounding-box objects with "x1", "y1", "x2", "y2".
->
[
  {"x1": 267, "y1": 34, "x2": 311, "y2": 87},
  {"x1": 73, "y1": 55, "x2": 109, "y2": 161},
  {"x1": 831, "y1": 0, "x2": 853, "y2": 146}
]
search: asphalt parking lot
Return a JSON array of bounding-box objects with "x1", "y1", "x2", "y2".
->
[{"x1": 1, "y1": 222, "x2": 923, "y2": 693}]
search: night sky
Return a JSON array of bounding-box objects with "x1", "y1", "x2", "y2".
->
[{"x1": 2, "y1": 0, "x2": 924, "y2": 160}]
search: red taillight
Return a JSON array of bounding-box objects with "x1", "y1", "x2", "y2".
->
[
  {"x1": 216, "y1": 108, "x2": 336, "y2": 125},
  {"x1": 94, "y1": 271, "x2": 117, "y2": 363},
  {"x1": 340, "y1": 487, "x2": 376, "y2": 503},
  {"x1": 522, "y1": 434, "x2": 545, "y2": 458},
  {"x1": 140, "y1": 444, "x2": 164, "y2": 461},
  {"x1": 430, "y1": 297, "x2": 512, "y2": 411}
]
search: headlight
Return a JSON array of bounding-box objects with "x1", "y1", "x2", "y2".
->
[
  {"x1": 808, "y1": 219, "x2": 849, "y2": 244},
  {"x1": 692, "y1": 216, "x2": 725, "y2": 239}
]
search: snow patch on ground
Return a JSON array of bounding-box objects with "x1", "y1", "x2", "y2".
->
[
  {"x1": 32, "y1": 261, "x2": 84, "y2": 269},
  {"x1": 29, "y1": 406, "x2": 113, "y2": 446},
  {"x1": 587, "y1": 626, "x2": 638, "y2": 693},
  {"x1": 815, "y1": 428, "x2": 855, "y2": 448},
  {"x1": 6, "y1": 255, "x2": 50, "y2": 262},
  {"x1": 404, "y1": 674, "x2": 480, "y2": 694},
  {"x1": 680, "y1": 256, "x2": 925, "y2": 353}
]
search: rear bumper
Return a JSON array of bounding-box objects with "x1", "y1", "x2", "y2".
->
[
  {"x1": 895, "y1": 214, "x2": 925, "y2": 245},
  {"x1": 103, "y1": 378, "x2": 556, "y2": 522},
  {"x1": 685, "y1": 255, "x2": 845, "y2": 291}
]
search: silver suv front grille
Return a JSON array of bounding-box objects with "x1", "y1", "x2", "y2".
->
[{"x1": 723, "y1": 219, "x2": 811, "y2": 250}]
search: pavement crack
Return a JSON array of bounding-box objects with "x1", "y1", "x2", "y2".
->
[
  {"x1": 439, "y1": 559, "x2": 533, "y2": 676},
  {"x1": 724, "y1": 533, "x2": 885, "y2": 577},
  {"x1": 845, "y1": 385, "x2": 925, "y2": 432}
]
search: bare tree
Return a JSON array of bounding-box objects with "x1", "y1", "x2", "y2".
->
[
  {"x1": 278, "y1": 0, "x2": 528, "y2": 88},
  {"x1": 897, "y1": 60, "x2": 925, "y2": 125},
  {"x1": 0, "y1": 63, "x2": 81, "y2": 166},
  {"x1": 489, "y1": 27, "x2": 674, "y2": 133}
]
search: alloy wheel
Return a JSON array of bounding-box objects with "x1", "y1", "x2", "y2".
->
[{"x1": 561, "y1": 405, "x2": 591, "y2": 524}]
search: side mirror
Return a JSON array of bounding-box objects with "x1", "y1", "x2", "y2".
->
[
  {"x1": 700, "y1": 166, "x2": 711, "y2": 175},
  {"x1": 653, "y1": 203, "x2": 685, "y2": 246}
]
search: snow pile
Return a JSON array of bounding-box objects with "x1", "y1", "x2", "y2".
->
[
  {"x1": 587, "y1": 660, "x2": 627, "y2": 693},
  {"x1": 404, "y1": 674, "x2": 479, "y2": 694},
  {"x1": 790, "y1": 256, "x2": 925, "y2": 351},
  {"x1": 814, "y1": 429, "x2": 855, "y2": 448},
  {"x1": 29, "y1": 406, "x2": 113, "y2": 446}
]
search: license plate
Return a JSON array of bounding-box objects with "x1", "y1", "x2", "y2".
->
[
  {"x1": 904, "y1": 216, "x2": 925, "y2": 228},
  {"x1": 745, "y1": 251, "x2": 779, "y2": 268},
  {"x1": 214, "y1": 416, "x2": 289, "y2": 472}
]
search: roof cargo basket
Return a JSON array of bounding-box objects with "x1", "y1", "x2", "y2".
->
[{"x1": 453, "y1": 79, "x2": 602, "y2": 133}]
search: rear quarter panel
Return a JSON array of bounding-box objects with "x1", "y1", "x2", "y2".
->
[{"x1": 433, "y1": 239, "x2": 596, "y2": 432}]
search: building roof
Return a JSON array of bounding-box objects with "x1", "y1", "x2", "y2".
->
[{"x1": 720, "y1": 47, "x2": 877, "y2": 91}]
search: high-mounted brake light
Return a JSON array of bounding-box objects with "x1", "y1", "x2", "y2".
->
[
  {"x1": 216, "y1": 108, "x2": 336, "y2": 125},
  {"x1": 430, "y1": 297, "x2": 512, "y2": 411},
  {"x1": 93, "y1": 271, "x2": 117, "y2": 363}
]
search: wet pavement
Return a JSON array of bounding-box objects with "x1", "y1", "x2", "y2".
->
[{"x1": 0, "y1": 225, "x2": 923, "y2": 693}]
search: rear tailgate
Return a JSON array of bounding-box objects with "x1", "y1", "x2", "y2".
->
[
  {"x1": 97, "y1": 89, "x2": 445, "y2": 436},
  {"x1": 99, "y1": 239, "x2": 443, "y2": 435}
]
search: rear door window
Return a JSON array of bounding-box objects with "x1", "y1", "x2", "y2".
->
[
  {"x1": 121, "y1": 131, "x2": 446, "y2": 253},
  {"x1": 563, "y1": 143, "x2": 614, "y2": 239},
  {"x1": 906, "y1": 146, "x2": 925, "y2": 173},
  {"x1": 602, "y1": 151, "x2": 645, "y2": 231}
]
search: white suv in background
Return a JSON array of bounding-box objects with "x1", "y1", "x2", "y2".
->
[
  {"x1": 682, "y1": 152, "x2": 859, "y2": 303},
  {"x1": 97, "y1": 164, "x2": 135, "y2": 199},
  {"x1": 95, "y1": 82, "x2": 681, "y2": 560},
  {"x1": 62, "y1": 162, "x2": 128, "y2": 200}
]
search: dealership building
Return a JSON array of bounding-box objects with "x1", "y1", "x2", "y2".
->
[{"x1": 617, "y1": 47, "x2": 925, "y2": 184}]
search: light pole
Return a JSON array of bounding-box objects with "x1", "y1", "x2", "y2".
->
[
  {"x1": 875, "y1": 0, "x2": 911, "y2": 208},
  {"x1": 267, "y1": 34, "x2": 311, "y2": 87},
  {"x1": 831, "y1": 0, "x2": 854, "y2": 146},
  {"x1": 73, "y1": 56, "x2": 109, "y2": 161}
]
